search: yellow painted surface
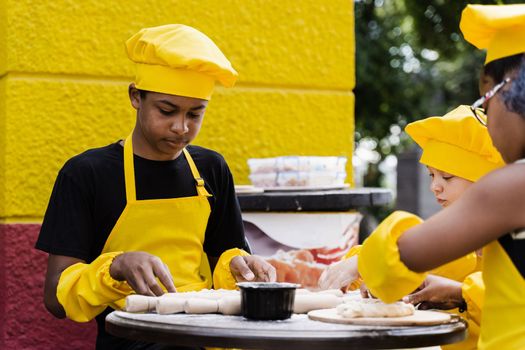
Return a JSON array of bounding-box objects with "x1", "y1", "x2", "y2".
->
[
  {"x1": 0, "y1": 1, "x2": 6, "y2": 76},
  {"x1": 5, "y1": 0, "x2": 354, "y2": 89},
  {"x1": 199, "y1": 88, "x2": 355, "y2": 179},
  {"x1": 0, "y1": 0, "x2": 355, "y2": 218},
  {"x1": 0, "y1": 77, "x2": 5, "y2": 215}
]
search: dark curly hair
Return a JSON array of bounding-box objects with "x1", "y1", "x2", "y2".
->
[
  {"x1": 484, "y1": 54, "x2": 524, "y2": 82},
  {"x1": 501, "y1": 57, "x2": 525, "y2": 119}
]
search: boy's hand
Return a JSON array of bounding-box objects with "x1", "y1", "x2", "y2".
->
[
  {"x1": 110, "y1": 251, "x2": 176, "y2": 296},
  {"x1": 230, "y1": 255, "x2": 277, "y2": 283},
  {"x1": 318, "y1": 255, "x2": 359, "y2": 290}
]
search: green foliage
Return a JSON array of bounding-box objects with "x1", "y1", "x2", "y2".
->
[{"x1": 355, "y1": 0, "x2": 522, "y2": 188}]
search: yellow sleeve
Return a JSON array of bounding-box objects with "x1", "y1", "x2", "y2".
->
[
  {"x1": 358, "y1": 211, "x2": 427, "y2": 303},
  {"x1": 431, "y1": 251, "x2": 479, "y2": 282},
  {"x1": 462, "y1": 271, "x2": 484, "y2": 330},
  {"x1": 57, "y1": 251, "x2": 134, "y2": 322},
  {"x1": 212, "y1": 248, "x2": 250, "y2": 290}
]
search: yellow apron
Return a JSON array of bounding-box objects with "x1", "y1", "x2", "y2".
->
[
  {"x1": 478, "y1": 239, "x2": 525, "y2": 349},
  {"x1": 57, "y1": 135, "x2": 246, "y2": 323},
  {"x1": 102, "y1": 135, "x2": 213, "y2": 296}
]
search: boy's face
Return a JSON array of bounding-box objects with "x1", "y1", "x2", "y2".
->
[
  {"x1": 427, "y1": 167, "x2": 473, "y2": 208},
  {"x1": 129, "y1": 85, "x2": 208, "y2": 160}
]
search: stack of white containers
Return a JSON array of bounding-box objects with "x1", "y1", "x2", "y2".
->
[{"x1": 248, "y1": 156, "x2": 348, "y2": 188}]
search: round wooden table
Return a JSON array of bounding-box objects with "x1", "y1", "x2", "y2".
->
[{"x1": 106, "y1": 311, "x2": 467, "y2": 349}]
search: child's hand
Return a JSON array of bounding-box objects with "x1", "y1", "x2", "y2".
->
[
  {"x1": 230, "y1": 255, "x2": 277, "y2": 283},
  {"x1": 318, "y1": 255, "x2": 359, "y2": 290},
  {"x1": 403, "y1": 274, "x2": 463, "y2": 310}
]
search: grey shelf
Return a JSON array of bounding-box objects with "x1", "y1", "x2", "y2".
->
[{"x1": 237, "y1": 187, "x2": 393, "y2": 212}]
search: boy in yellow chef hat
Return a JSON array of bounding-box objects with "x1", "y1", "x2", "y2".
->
[
  {"x1": 319, "y1": 105, "x2": 504, "y2": 349},
  {"x1": 36, "y1": 24, "x2": 275, "y2": 349},
  {"x1": 353, "y1": 4, "x2": 525, "y2": 350}
]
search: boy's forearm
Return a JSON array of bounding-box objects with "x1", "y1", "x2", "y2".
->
[
  {"x1": 57, "y1": 252, "x2": 133, "y2": 322},
  {"x1": 44, "y1": 271, "x2": 66, "y2": 318}
]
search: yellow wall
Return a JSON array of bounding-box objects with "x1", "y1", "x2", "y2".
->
[{"x1": 0, "y1": 0, "x2": 355, "y2": 219}]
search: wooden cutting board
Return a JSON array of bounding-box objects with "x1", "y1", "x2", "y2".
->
[{"x1": 308, "y1": 308, "x2": 451, "y2": 326}]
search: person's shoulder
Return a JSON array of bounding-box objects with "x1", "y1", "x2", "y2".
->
[
  {"x1": 186, "y1": 145, "x2": 227, "y2": 167},
  {"x1": 472, "y1": 163, "x2": 525, "y2": 208},
  {"x1": 61, "y1": 142, "x2": 122, "y2": 175},
  {"x1": 480, "y1": 162, "x2": 525, "y2": 188},
  {"x1": 471, "y1": 162, "x2": 525, "y2": 229}
]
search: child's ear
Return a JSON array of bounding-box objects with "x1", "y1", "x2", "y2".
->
[{"x1": 128, "y1": 83, "x2": 141, "y2": 109}]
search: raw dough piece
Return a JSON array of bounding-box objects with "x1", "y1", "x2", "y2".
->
[
  {"x1": 162, "y1": 289, "x2": 239, "y2": 300},
  {"x1": 125, "y1": 295, "x2": 157, "y2": 313},
  {"x1": 218, "y1": 296, "x2": 241, "y2": 315},
  {"x1": 293, "y1": 294, "x2": 342, "y2": 314},
  {"x1": 336, "y1": 300, "x2": 415, "y2": 318},
  {"x1": 184, "y1": 298, "x2": 219, "y2": 314},
  {"x1": 156, "y1": 297, "x2": 185, "y2": 315}
]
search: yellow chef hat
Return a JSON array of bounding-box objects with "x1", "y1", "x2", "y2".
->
[
  {"x1": 126, "y1": 24, "x2": 238, "y2": 100},
  {"x1": 460, "y1": 4, "x2": 525, "y2": 64},
  {"x1": 405, "y1": 105, "x2": 504, "y2": 182}
]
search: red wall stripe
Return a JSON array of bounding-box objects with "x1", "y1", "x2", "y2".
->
[{"x1": 1, "y1": 224, "x2": 96, "y2": 349}]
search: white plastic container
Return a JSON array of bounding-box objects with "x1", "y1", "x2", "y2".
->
[{"x1": 248, "y1": 156, "x2": 347, "y2": 174}]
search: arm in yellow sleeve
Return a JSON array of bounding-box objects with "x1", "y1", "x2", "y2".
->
[
  {"x1": 212, "y1": 248, "x2": 250, "y2": 290},
  {"x1": 57, "y1": 251, "x2": 134, "y2": 322},
  {"x1": 358, "y1": 211, "x2": 427, "y2": 303},
  {"x1": 462, "y1": 271, "x2": 484, "y2": 330}
]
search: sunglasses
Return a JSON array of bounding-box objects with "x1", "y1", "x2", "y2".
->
[{"x1": 470, "y1": 77, "x2": 512, "y2": 126}]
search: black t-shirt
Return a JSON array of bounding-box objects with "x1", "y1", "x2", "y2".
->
[{"x1": 35, "y1": 141, "x2": 248, "y2": 349}]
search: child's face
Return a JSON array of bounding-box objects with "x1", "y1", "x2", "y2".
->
[{"x1": 427, "y1": 167, "x2": 473, "y2": 208}]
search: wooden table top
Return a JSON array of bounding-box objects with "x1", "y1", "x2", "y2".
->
[{"x1": 106, "y1": 311, "x2": 466, "y2": 350}]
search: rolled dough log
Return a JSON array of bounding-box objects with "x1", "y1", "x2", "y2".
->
[
  {"x1": 184, "y1": 298, "x2": 219, "y2": 314},
  {"x1": 125, "y1": 295, "x2": 157, "y2": 313},
  {"x1": 156, "y1": 297, "x2": 185, "y2": 314},
  {"x1": 162, "y1": 289, "x2": 239, "y2": 300},
  {"x1": 293, "y1": 294, "x2": 342, "y2": 314},
  {"x1": 218, "y1": 296, "x2": 241, "y2": 315}
]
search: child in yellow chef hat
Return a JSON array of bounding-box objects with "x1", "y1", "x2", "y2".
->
[
  {"x1": 36, "y1": 24, "x2": 275, "y2": 349},
  {"x1": 354, "y1": 5, "x2": 525, "y2": 350},
  {"x1": 319, "y1": 105, "x2": 504, "y2": 350}
]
